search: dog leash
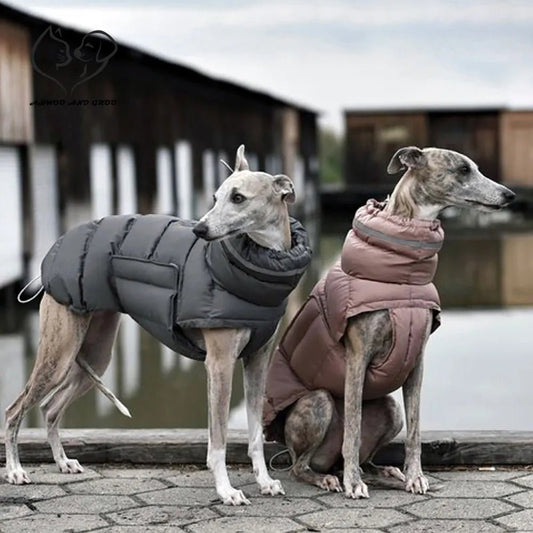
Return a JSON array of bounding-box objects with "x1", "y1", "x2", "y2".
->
[
  {"x1": 268, "y1": 448, "x2": 293, "y2": 472},
  {"x1": 17, "y1": 275, "x2": 44, "y2": 303}
]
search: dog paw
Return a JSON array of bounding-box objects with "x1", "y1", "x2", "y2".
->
[
  {"x1": 318, "y1": 474, "x2": 343, "y2": 492},
  {"x1": 221, "y1": 488, "x2": 251, "y2": 506},
  {"x1": 344, "y1": 478, "x2": 369, "y2": 499},
  {"x1": 405, "y1": 473, "x2": 429, "y2": 494},
  {"x1": 58, "y1": 459, "x2": 84, "y2": 474},
  {"x1": 380, "y1": 466, "x2": 406, "y2": 482},
  {"x1": 5, "y1": 467, "x2": 31, "y2": 485},
  {"x1": 260, "y1": 478, "x2": 285, "y2": 496}
]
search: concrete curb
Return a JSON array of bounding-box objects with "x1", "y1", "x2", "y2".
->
[{"x1": 1, "y1": 429, "x2": 533, "y2": 465}]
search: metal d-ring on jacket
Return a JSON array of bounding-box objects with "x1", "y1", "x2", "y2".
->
[
  {"x1": 41, "y1": 214, "x2": 312, "y2": 360},
  {"x1": 263, "y1": 199, "x2": 443, "y2": 438}
]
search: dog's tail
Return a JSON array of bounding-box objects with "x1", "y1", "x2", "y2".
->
[{"x1": 76, "y1": 356, "x2": 132, "y2": 418}]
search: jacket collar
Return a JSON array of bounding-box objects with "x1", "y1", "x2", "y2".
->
[
  {"x1": 341, "y1": 199, "x2": 444, "y2": 285},
  {"x1": 205, "y1": 217, "x2": 312, "y2": 306}
]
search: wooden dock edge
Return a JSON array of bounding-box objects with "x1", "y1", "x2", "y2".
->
[{"x1": 1, "y1": 429, "x2": 532, "y2": 466}]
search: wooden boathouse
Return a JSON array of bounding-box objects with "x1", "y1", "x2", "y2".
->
[
  {"x1": 0, "y1": 2, "x2": 318, "y2": 291},
  {"x1": 343, "y1": 107, "x2": 533, "y2": 190}
]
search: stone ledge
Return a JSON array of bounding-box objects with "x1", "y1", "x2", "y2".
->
[{"x1": 0, "y1": 429, "x2": 532, "y2": 465}]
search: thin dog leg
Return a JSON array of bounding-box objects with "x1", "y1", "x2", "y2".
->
[
  {"x1": 402, "y1": 356, "x2": 429, "y2": 492},
  {"x1": 43, "y1": 311, "x2": 121, "y2": 474},
  {"x1": 4, "y1": 294, "x2": 91, "y2": 484},
  {"x1": 204, "y1": 328, "x2": 250, "y2": 505},
  {"x1": 342, "y1": 321, "x2": 373, "y2": 499},
  {"x1": 44, "y1": 378, "x2": 87, "y2": 473},
  {"x1": 285, "y1": 390, "x2": 343, "y2": 492},
  {"x1": 402, "y1": 312, "x2": 432, "y2": 494},
  {"x1": 242, "y1": 334, "x2": 284, "y2": 496}
]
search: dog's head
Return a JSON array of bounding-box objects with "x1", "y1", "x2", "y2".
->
[
  {"x1": 193, "y1": 145, "x2": 295, "y2": 243},
  {"x1": 73, "y1": 31, "x2": 117, "y2": 63},
  {"x1": 387, "y1": 146, "x2": 515, "y2": 213}
]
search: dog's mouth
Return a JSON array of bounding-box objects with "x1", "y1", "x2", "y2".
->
[
  {"x1": 464, "y1": 199, "x2": 507, "y2": 210},
  {"x1": 201, "y1": 228, "x2": 241, "y2": 241}
]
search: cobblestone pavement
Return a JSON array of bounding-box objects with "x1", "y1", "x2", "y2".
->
[{"x1": 1, "y1": 464, "x2": 533, "y2": 532}]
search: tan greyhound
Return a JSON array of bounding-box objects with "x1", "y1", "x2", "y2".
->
[
  {"x1": 265, "y1": 147, "x2": 515, "y2": 498},
  {"x1": 4, "y1": 145, "x2": 303, "y2": 506}
]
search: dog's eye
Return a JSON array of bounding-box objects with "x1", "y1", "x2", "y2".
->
[
  {"x1": 459, "y1": 164, "x2": 470, "y2": 174},
  {"x1": 212, "y1": 195, "x2": 217, "y2": 205},
  {"x1": 231, "y1": 193, "x2": 246, "y2": 204}
]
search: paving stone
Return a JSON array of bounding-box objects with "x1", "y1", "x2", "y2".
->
[
  {"x1": 105, "y1": 505, "x2": 218, "y2": 526},
  {"x1": 21, "y1": 464, "x2": 101, "y2": 484},
  {"x1": 405, "y1": 498, "x2": 515, "y2": 519},
  {"x1": 33, "y1": 493, "x2": 138, "y2": 514},
  {"x1": 388, "y1": 519, "x2": 506, "y2": 532},
  {"x1": 214, "y1": 495, "x2": 323, "y2": 516},
  {"x1": 505, "y1": 490, "x2": 533, "y2": 507},
  {"x1": 298, "y1": 507, "x2": 409, "y2": 529},
  {"x1": 166, "y1": 467, "x2": 255, "y2": 488},
  {"x1": 0, "y1": 482, "x2": 67, "y2": 501},
  {"x1": 93, "y1": 526, "x2": 183, "y2": 533},
  {"x1": 137, "y1": 486, "x2": 219, "y2": 506},
  {"x1": 186, "y1": 516, "x2": 302, "y2": 533},
  {"x1": 317, "y1": 488, "x2": 427, "y2": 508},
  {"x1": 431, "y1": 470, "x2": 529, "y2": 481},
  {"x1": 1, "y1": 513, "x2": 108, "y2": 532},
  {"x1": 244, "y1": 475, "x2": 329, "y2": 498},
  {"x1": 430, "y1": 480, "x2": 520, "y2": 498},
  {"x1": 495, "y1": 509, "x2": 533, "y2": 529},
  {"x1": 512, "y1": 474, "x2": 533, "y2": 488},
  {"x1": 69, "y1": 477, "x2": 167, "y2": 495},
  {"x1": 312, "y1": 530, "x2": 383, "y2": 533},
  {"x1": 0, "y1": 503, "x2": 32, "y2": 520},
  {"x1": 4, "y1": 464, "x2": 533, "y2": 532},
  {"x1": 99, "y1": 467, "x2": 182, "y2": 479}
]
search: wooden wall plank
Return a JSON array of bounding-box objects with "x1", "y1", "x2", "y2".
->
[
  {"x1": 0, "y1": 19, "x2": 33, "y2": 142},
  {"x1": 501, "y1": 111, "x2": 533, "y2": 186}
]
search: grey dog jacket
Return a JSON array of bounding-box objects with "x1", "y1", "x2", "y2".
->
[{"x1": 41, "y1": 214, "x2": 312, "y2": 360}]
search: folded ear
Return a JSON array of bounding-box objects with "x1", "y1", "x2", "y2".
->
[
  {"x1": 234, "y1": 144, "x2": 249, "y2": 172},
  {"x1": 273, "y1": 174, "x2": 295, "y2": 204},
  {"x1": 387, "y1": 146, "x2": 425, "y2": 174}
]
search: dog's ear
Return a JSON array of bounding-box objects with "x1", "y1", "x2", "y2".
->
[
  {"x1": 234, "y1": 144, "x2": 249, "y2": 172},
  {"x1": 86, "y1": 31, "x2": 117, "y2": 63},
  {"x1": 387, "y1": 146, "x2": 425, "y2": 174},
  {"x1": 273, "y1": 174, "x2": 296, "y2": 204}
]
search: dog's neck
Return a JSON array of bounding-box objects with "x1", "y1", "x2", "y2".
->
[
  {"x1": 246, "y1": 209, "x2": 291, "y2": 251},
  {"x1": 385, "y1": 172, "x2": 442, "y2": 221}
]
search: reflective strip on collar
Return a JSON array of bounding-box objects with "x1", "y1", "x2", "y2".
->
[{"x1": 353, "y1": 219, "x2": 442, "y2": 251}]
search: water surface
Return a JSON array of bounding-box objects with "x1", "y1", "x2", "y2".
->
[{"x1": 1, "y1": 214, "x2": 532, "y2": 431}]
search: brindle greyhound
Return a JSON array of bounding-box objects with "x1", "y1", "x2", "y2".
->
[
  {"x1": 281, "y1": 147, "x2": 515, "y2": 498},
  {"x1": 4, "y1": 146, "x2": 293, "y2": 506}
]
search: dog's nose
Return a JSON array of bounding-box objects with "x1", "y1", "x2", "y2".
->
[
  {"x1": 193, "y1": 221, "x2": 209, "y2": 239},
  {"x1": 502, "y1": 189, "x2": 516, "y2": 204}
]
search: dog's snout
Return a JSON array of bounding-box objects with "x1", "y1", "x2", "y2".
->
[
  {"x1": 502, "y1": 189, "x2": 516, "y2": 204},
  {"x1": 193, "y1": 221, "x2": 209, "y2": 239}
]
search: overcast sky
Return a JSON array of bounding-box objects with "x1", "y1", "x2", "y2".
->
[{"x1": 6, "y1": 0, "x2": 533, "y2": 131}]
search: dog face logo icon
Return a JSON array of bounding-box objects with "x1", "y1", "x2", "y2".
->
[{"x1": 31, "y1": 26, "x2": 118, "y2": 95}]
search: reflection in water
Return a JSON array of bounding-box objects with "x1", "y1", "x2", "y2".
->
[
  {"x1": 1, "y1": 220, "x2": 532, "y2": 431},
  {"x1": 0, "y1": 335, "x2": 25, "y2": 428},
  {"x1": 416, "y1": 307, "x2": 533, "y2": 431}
]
